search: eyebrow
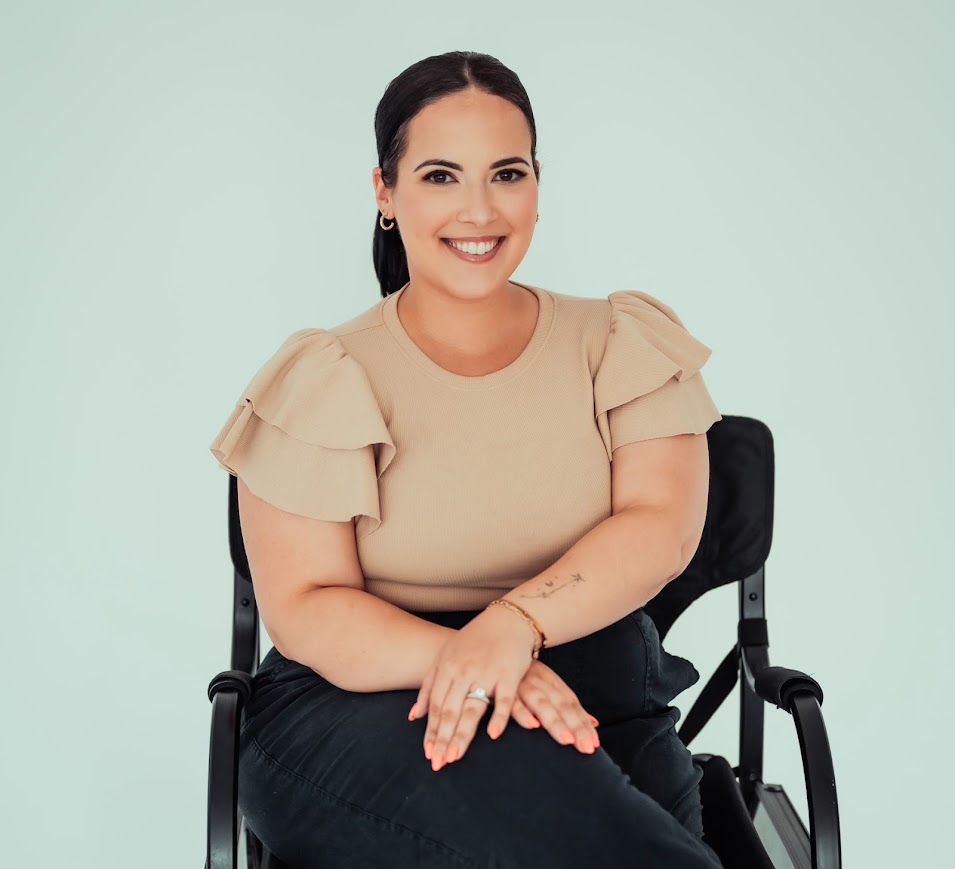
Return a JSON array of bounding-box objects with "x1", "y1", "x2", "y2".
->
[{"x1": 413, "y1": 156, "x2": 531, "y2": 172}]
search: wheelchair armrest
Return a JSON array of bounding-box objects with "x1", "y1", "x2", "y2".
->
[
  {"x1": 742, "y1": 648, "x2": 841, "y2": 869},
  {"x1": 206, "y1": 670, "x2": 254, "y2": 869},
  {"x1": 754, "y1": 665, "x2": 824, "y2": 711}
]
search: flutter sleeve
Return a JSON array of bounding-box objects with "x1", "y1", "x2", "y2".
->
[
  {"x1": 593, "y1": 290, "x2": 722, "y2": 460},
  {"x1": 208, "y1": 328, "x2": 396, "y2": 535}
]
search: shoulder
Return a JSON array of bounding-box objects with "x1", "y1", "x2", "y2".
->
[
  {"x1": 537, "y1": 285, "x2": 707, "y2": 374},
  {"x1": 591, "y1": 288, "x2": 721, "y2": 458},
  {"x1": 536, "y1": 285, "x2": 615, "y2": 363},
  {"x1": 327, "y1": 296, "x2": 389, "y2": 340},
  {"x1": 209, "y1": 315, "x2": 396, "y2": 534},
  {"x1": 254, "y1": 291, "x2": 390, "y2": 377},
  {"x1": 600, "y1": 289, "x2": 713, "y2": 371},
  {"x1": 542, "y1": 284, "x2": 695, "y2": 337},
  {"x1": 277, "y1": 296, "x2": 385, "y2": 349}
]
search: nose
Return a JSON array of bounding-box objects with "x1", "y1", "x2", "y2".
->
[{"x1": 456, "y1": 182, "x2": 498, "y2": 227}]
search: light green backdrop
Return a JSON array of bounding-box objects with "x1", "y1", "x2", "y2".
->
[{"x1": 2, "y1": 2, "x2": 951, "y2": 867}]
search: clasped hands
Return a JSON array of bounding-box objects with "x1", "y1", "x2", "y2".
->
[{"x1": 407, "y1": 604, "x2": 601, "y2": 771}]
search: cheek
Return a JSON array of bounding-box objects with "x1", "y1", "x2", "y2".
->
[
  {"x1": 400, "y1": 197, "x2": 440, "y2": 231},
  {"x1": 507, "y1": 191, "x2": 539, "y2": 227}
]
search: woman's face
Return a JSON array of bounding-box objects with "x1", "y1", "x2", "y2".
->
[{"x1": 374, "y1": 88, "x2": 540, "y2": 298}]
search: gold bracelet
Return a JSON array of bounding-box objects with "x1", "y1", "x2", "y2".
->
[{"x1": 486, "y1": 598, "x2": 548, "y2": 659}]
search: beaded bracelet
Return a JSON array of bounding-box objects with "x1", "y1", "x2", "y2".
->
[{"x1": 486, "y1": 598, "x2": 548, "y2": 659}]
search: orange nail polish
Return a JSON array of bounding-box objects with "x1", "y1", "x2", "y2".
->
[{"x1": 425, "y1": 741, "x2": 434, "y2": 760}]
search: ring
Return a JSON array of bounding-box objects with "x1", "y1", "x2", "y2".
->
[{"x1": 464, "y1": 687, "x2": 492, "y2": 705}]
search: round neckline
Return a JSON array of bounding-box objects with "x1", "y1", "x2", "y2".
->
[{"x1": 382, "y1": 279, "x2": 555, "y2": 389}]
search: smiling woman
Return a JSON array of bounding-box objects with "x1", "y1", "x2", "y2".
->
[{"x1": 211, "y1": 49, "x2": 724, "y2": 869}]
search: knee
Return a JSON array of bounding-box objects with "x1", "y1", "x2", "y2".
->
[{"x1": 441, "y1": 726, "x2": 716, "y2": 868}]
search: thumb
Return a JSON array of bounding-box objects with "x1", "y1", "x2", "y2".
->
[{"x1": 410, "y1": 667, "x2": 435, "y2": 721}]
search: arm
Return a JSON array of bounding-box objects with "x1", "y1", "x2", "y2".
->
[
  {"x1": 277, "y1": 587, "x2": 456, "y2": 693},
  {"x1": 499, "y1": 433, "x2": 711, "y2": 648},
  {"x1": 409, "y1": 432, "x2": 711, "y2": 770},
  {"x1": 237, "y1": 476, "x2": 455, "y2": 694}
]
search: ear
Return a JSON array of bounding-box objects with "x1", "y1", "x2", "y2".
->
[{"x1": 371, "y1": 167, "x2": 391, "y2": 212}]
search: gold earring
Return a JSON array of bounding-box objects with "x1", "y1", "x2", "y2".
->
[{"x1": 380, "y1": 212, "x2": 395, "y2": 230}]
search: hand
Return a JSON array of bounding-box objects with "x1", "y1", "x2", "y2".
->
[
  {"x1": 408, "y1": 604, "x2": 538, "y2": 771},
  {"x1": 509, "y1": 659, "x2": 602, "y2": 755}
]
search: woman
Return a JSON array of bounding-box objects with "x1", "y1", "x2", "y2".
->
[{"x1": 210, "y1": 50, "x2": 724, "y2": 869}]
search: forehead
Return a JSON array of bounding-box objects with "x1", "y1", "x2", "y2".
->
[{"x1": 404, "y1": 90, "x2": 531, "y2": 158}]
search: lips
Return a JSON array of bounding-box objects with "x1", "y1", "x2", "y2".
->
[
  {"x1": 441, "y1": 236, "x2": 506, "y2": 263},
  {"x1": 442, "y1": 236, "x2": 505, "y2": 246}
]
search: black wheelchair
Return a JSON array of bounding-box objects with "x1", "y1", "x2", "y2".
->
[{"x1": 205, "y1": 415, "x2": 841, "y2": 868}]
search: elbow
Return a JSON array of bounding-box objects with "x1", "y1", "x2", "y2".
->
[{"x1": 669, "y1": 528, "x2": 704, "y2": 583}]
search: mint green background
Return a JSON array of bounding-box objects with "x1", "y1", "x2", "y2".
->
[{"x1": 2, "y1": 2, "x2": 951, "y2": 866}]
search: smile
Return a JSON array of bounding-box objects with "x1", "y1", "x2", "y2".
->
[{"x1": 442, "y1": 236, "x2": 506, "y2": 263}]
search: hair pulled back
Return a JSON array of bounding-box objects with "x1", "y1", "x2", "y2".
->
[{"x1": 373, "y1": 51, "x2": 540, "y2": 298}]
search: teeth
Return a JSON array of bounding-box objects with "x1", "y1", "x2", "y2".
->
[{"x1": 447, "y1": 238, "x2": 500, "y2": 255}]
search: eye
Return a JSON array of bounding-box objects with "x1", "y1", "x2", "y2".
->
[
  {"x1": 423, "y1": 171, "x2": 453, "y2": 184},
  {"x1": 422, "y1": 168, "x2": 529, "y2": 184},
  {"x1": 497, "y1": 168, "x2": 528, "y2": 183}
]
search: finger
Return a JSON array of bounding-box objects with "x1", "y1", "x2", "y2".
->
[
  {"x1": 486, "y1": 680, "x2": 518, "y2": 741},
  {"x1": 522, "y1": 689, "x2": 599, "y2": 753},
  {"x1": 428, "y1": 676, "x2": 471, "y2": 770},
  {"x1": 423, "y1": 669, "x2": 455, "y2": 762},
  {"x1": 520, "y1": 690, "x2": 569, "y2": 745},
  {"x1": 411, "y1": 667, "x2": 436, "y2": 724},
  {"x1": 518, "y1": 667, "x2": 600, "y2": 751},
  {"x1": 550, "y1": 696, "x2": 600, "y2": 753},
  {"x1": 443, "y1": 698, "x2": 490, "y2": 765},
  {"x1": 510, "y1": 697, "x2": 542, "y2": 729}
]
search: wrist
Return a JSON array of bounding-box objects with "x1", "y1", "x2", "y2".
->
[{"x1": 484, "y1": 598, "x2": 545, "y2": 658}]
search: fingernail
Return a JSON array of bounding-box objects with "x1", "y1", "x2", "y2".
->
[
  {"x1": 592, "y1": 732, "x2": 600, "y2": 748},
  {"x1": 408, "y1": 706, "x2": 416, "y2": 721},
  {"x1": 432, "y1": 754, "x2": 445, "y2": 771},
  {"x1": 560, "y1": 728, "x2": 574, "y2": 745},
  {"x1": 528, "y1": 715, "x2": 541, "y2": 728},
  {"x1": 588, "y1": 714, "x2": 600, "y2": 726},
  {"x1": 489, "y1": 724, "x2": 501, "y2": 739},
  {"x1": 425, "y1": 741, "x2": 434, "y2": 760},
  {"x1": 446, "y1": 745, "x2": 459, "y2": 762}
]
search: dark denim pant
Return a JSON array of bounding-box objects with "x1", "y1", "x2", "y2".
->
[{"x1": 238, "y1": 607, "x2": 724, "y2": 869}]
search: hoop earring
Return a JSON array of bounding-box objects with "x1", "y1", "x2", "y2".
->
[{"x1": 380, "y1": 213, "x2": 395, "y2": 230}]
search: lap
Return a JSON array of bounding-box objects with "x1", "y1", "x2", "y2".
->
[{"x1": 238, "y1": 625, "x2": 720, "y2": 869}]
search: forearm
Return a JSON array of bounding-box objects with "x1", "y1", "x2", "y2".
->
[
  {"x1": 501, "y1": 507, "x2": 685, "y2": 648},
  {"x1": 274, "y1": 586, "x2": 456, "y2": 693}
]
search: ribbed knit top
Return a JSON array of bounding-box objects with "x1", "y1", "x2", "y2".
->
[{"x1": 209, "y1": 280, "x2": 722, "y2": 611}]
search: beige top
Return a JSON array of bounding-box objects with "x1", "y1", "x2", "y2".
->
[{"x1": 209, "y1": 280, "x2": 722, "y2": 612}]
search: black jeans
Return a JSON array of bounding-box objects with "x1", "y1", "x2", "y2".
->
[{"x1": 238, "y1": 607, "x2": 724, "y2": 869}]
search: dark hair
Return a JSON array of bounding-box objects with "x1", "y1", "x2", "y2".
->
[{"x1": 372, "y1": 51, "x2": 541, "y2": 298}]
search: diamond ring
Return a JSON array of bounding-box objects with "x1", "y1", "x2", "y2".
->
[{"x1": 464, "y1": 687, "x2": 492, "y2": 705}]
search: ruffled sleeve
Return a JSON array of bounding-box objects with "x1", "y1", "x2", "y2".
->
[
  {"x1": 593, "y1": 290, "x2": 722, "y2": 460},
  {"x1": 208, "y1": 328, "x2": 396, "y2": 536}
]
